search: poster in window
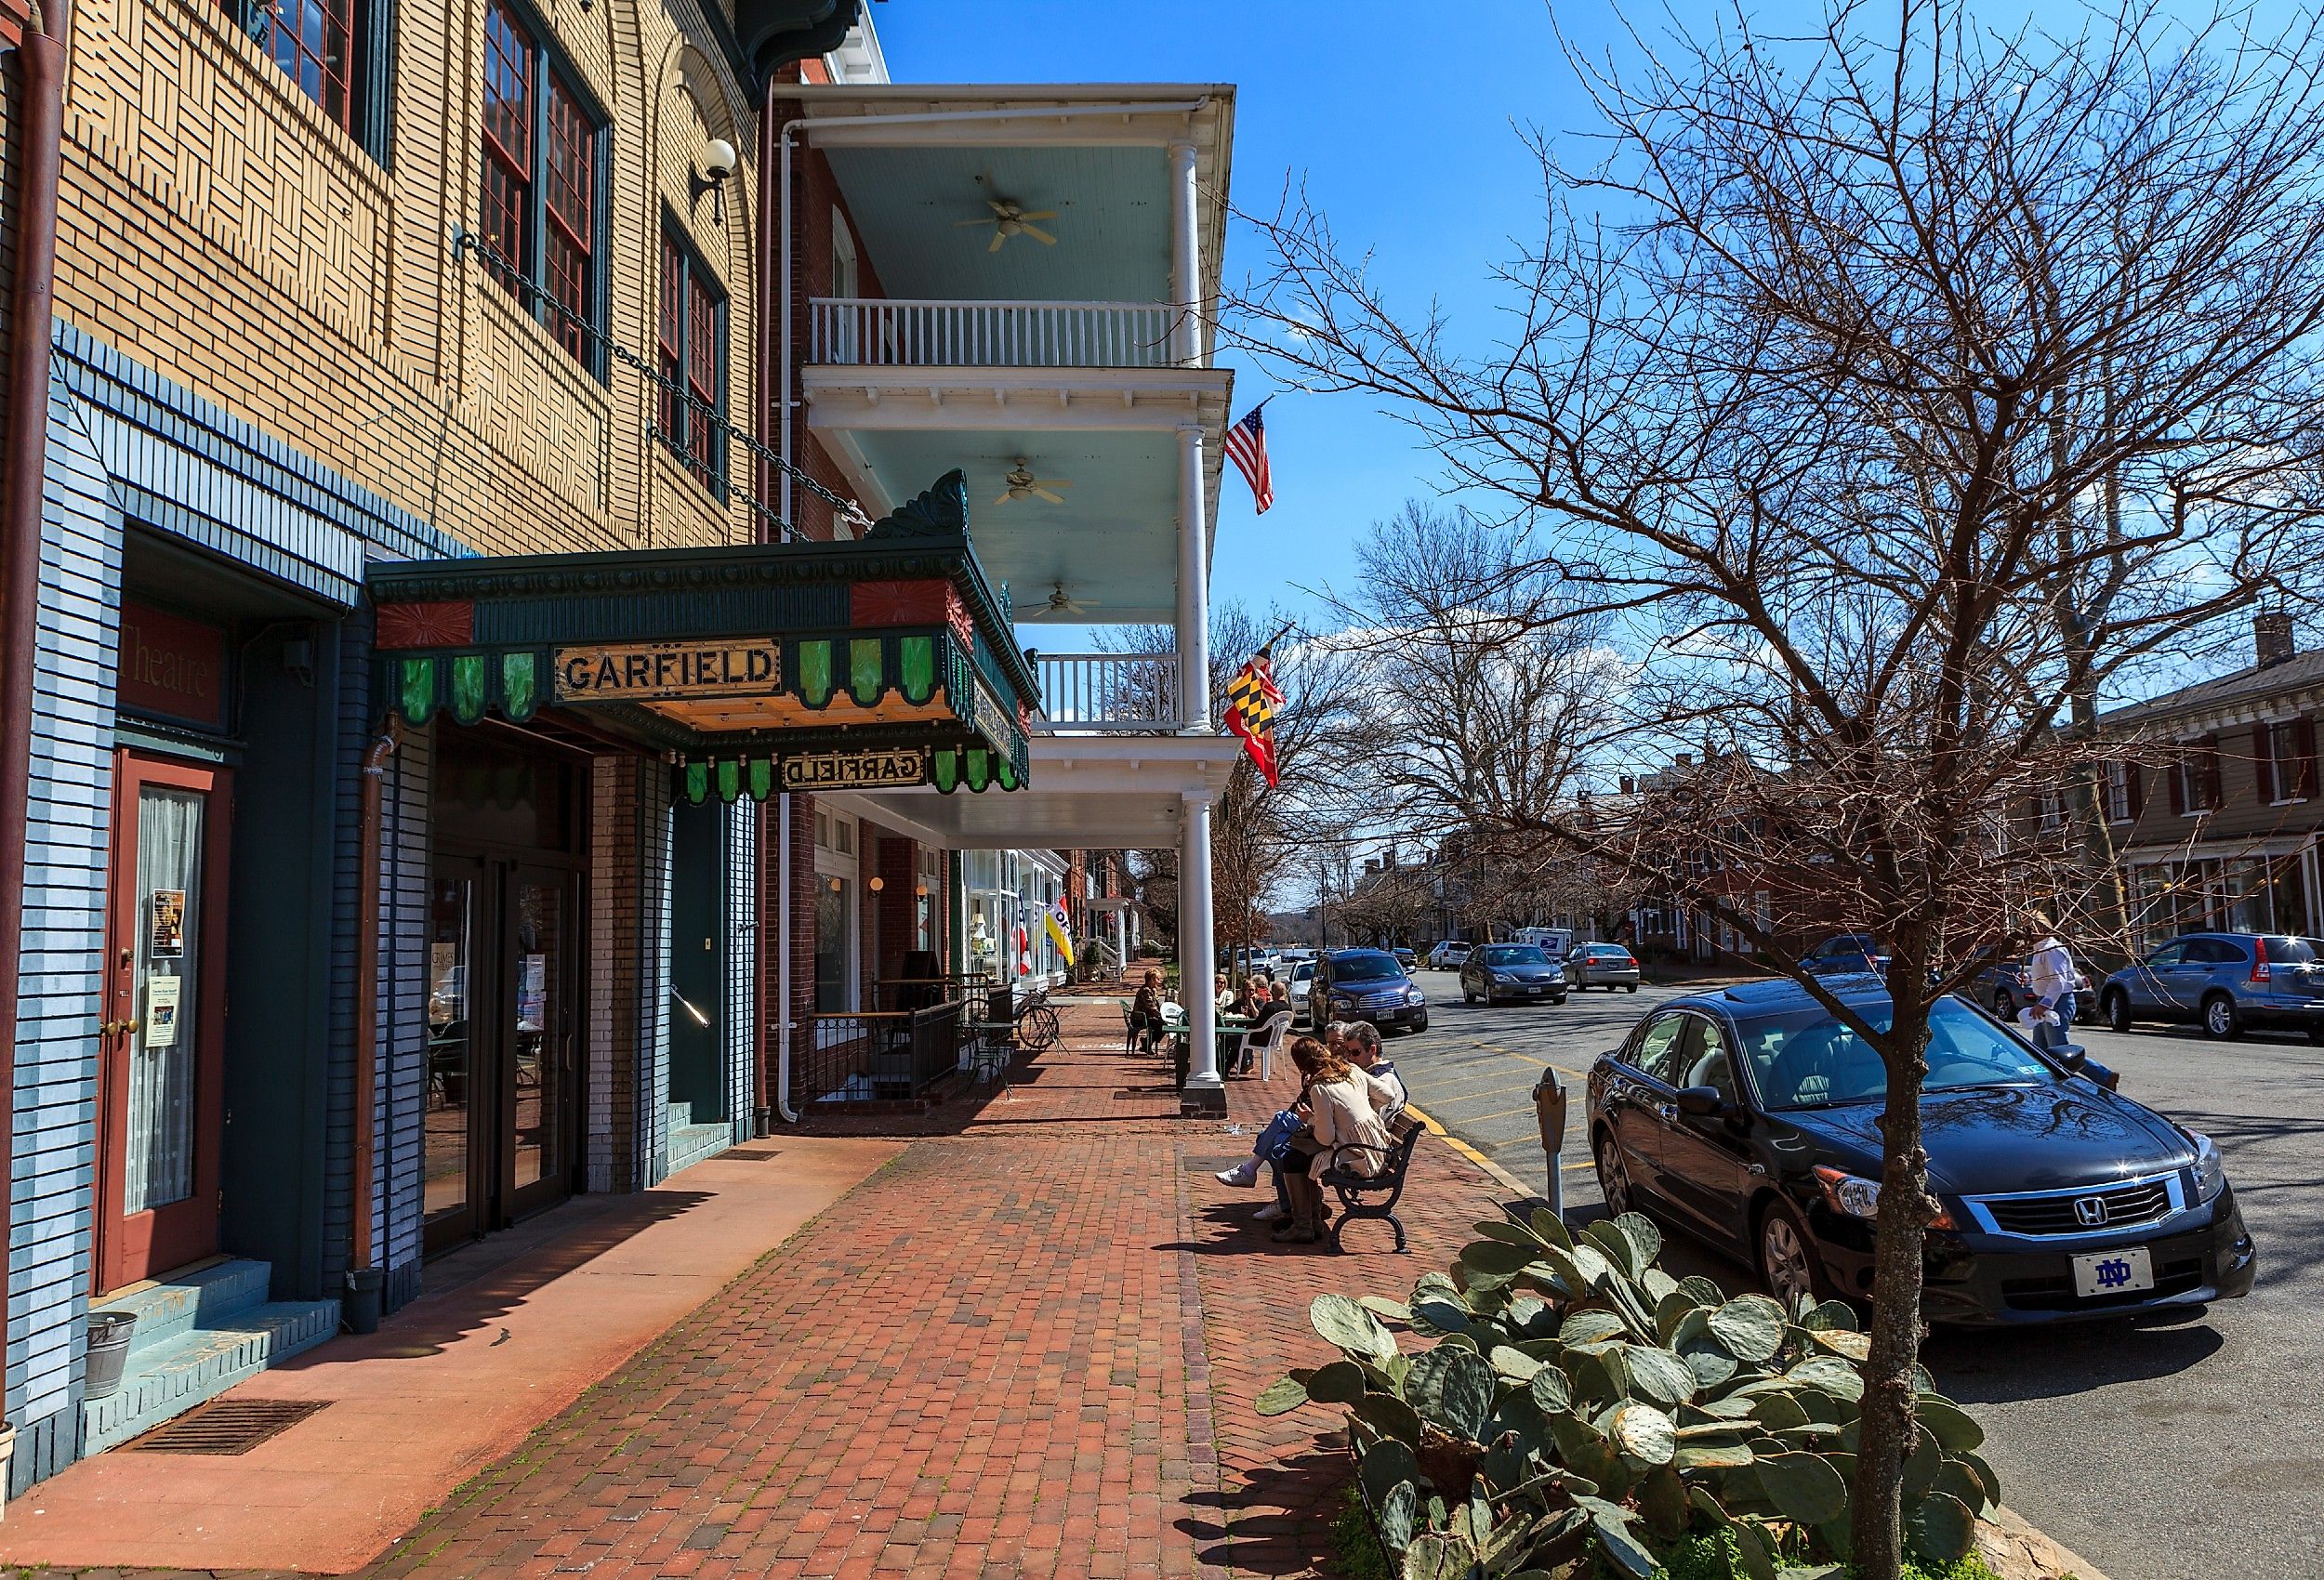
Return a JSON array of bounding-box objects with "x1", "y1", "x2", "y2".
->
[
  {"x1": 144, "y1": 973, "x2": 182, "y2": 1047},
  {"x1": 150, "y1": 889, "x2": 187, "y2": 958}
]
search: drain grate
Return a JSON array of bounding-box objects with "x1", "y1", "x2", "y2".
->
[
  {"x1": 722, "y1": 1146, "x2": 784, "y2": 1161},
  {"x1": 124, "y1": 1398, "x2": 329, "y2": 1455}
]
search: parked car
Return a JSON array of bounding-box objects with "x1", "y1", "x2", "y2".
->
[
  {"x1": 1586, "y1": 977, "x2": 2256, "y2": 1324},
  {"x1": 1799, "y1": 933, "x2": 1894, "y2": 976},
  {"x1": 1391, "y1": 946, "x2": 1419, "y2": 969},
  {"x1": 2098, "y1": 932, "x2": 2324, "y2": 1041},
  {"x1": 1425, "y1": 940, "x2": 1473, "y2": 970},
  {"x1": 1565, "y1": 941, "x2": 1642, "y2": 992},
  {"x1": 1317, "y1": 948, "x2": 1429, "y2": 1034},
  {"x1": 1282, "y1": 957, "x2": 1318, "y2": 1024},
  {"x1": 1460, "y1": 943, "x2": 1569, "y2": 1007},
  {"x1": 1961, "y1": 947, "x2": 2093, "y2": 1023}
]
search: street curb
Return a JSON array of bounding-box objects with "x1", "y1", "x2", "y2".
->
[
  {"x1": 1984, "y1": 1504, "x2": 2113, "y2": 1580},
  {"x1": 1400, "y1": 1099, "x2": 1541, "y2": 1201},
  {"x1": 1401, "y1": 1106, "x2": 2114, "y2": 1580}
]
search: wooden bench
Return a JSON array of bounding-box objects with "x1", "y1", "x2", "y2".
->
[{"x1": 1318, "y1": 1112, "x2": 1426, "y2": 1254}]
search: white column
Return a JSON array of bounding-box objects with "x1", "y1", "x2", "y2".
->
[
  {"x1": 1169, "y1": 139, "x2": 1201, "y2": 366},
  {"x1": 1180, "y1": 795, "x2": 1221, "y2": 1094},
  {"x1": 1176, "y1": 423, "x2": 1210, "y2": 731},
  {"x1": 1114, "y1": 906, "x2": 1128, "y2": 971}
]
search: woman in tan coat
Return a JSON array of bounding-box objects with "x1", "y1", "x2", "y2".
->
[{"x1": 1275, "y1": 1036, "x2": 1391, "y2": 1244}]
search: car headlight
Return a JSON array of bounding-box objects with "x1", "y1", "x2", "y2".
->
[
  {"x1": 2189, "y1": 1131, "x2": 2226, "y2": 1203},
  {"x1": 1813, "y1": 1165, "x2": 1953, "y2": 1230},
  {"x1": 1406, "y1": 987, "x2": 1426, "y2": 1006},
  {"x1": 1330, "y1": 995, "x2": 1353, "y2": 1010}
]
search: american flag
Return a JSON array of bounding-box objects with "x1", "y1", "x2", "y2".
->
[{"x1": 1223, "y1": 404, "x2": 1274, "y2": 514}]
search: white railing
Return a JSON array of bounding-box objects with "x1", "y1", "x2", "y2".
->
[
  {"x1": 810, "y1": 297, "x2": 1190, "y2": 370},
  {"x1": 1034, "y1": 652, "x2": 1183, "y2": 733}
]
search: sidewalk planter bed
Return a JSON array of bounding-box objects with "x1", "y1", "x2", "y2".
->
[{"x1": 1259, "y1": 1208, "x2": 1997, "y2": 1579}]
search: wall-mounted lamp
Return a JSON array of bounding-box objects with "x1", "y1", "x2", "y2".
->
[
  {"x1": 867, "y1": 876, "x2": 885, "y2": 892},
  {"x1": 692, "y1": 138, "x2": 738, "y2": 226},
  {"x1": 828, "y1": 876, "x2": 843, "y2": 892},
  {"x1": 914, "y1": 883, "x2": 929, "y2": 899}
]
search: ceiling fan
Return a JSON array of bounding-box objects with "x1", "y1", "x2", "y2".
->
[
  {"x1": 1044, "y1": 582, "x2": 1100, "y2": 616},
  {"x1": 956, "y1": 193, "x2": 1058, "y2": 252},
  {"x1": 995, "y1": 459, "x2": 1071, "y2": 506}
]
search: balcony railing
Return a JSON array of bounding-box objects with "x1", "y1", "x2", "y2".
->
[
  {"x1": 1034, "y1": 652, "x2": 1184, "y2": 733},
  {"x1": 810, "y1": 297, "x2": 1188, "y2": 370}
]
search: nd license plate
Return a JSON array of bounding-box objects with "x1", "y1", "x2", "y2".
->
[{"x1": 2071, "y1": 1245, "x2": 2155, "y2": 1297}]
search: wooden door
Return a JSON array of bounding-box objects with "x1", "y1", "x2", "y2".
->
[{"x1": 97, "y1": 753, "x2": 233, "y2": 1293}]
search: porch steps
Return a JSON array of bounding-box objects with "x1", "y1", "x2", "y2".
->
[
  {"x1": 83, "y1": 1258, "x2": 339, "y2": 1455},
  {"x1": 666, "y1": 1101, "x2": 733, "y2": 1178}
]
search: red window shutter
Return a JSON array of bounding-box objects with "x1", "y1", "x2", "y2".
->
[
  {"x1": 2299, "y1": 718, "x2": 2318, "y2": 800},
  {"x1": 2255, "y1": 724, "x2": 2275, "y2": 803}
]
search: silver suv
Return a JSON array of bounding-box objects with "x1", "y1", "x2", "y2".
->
[{"x1": 2099, "y1": 932, "x2": 2324, "y2": 1041}]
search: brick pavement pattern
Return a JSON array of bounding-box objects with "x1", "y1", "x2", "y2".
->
[{"x1": 2, "y1": 1003, "x2": 1545, "y2": 1580}]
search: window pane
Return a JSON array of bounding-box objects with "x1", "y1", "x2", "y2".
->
[
  {"x1": 482, "y1": 4, "x2": 532, "y2": 169},
  {"x1": 542, "y1": 72, "x2": 594, "y2": 360}
]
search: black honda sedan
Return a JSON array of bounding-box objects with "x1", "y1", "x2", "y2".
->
[
  {"x1": 1585, "y1": 977, "x2": 2256, "y2": 1325},
  {"x1": 1460, "y1": 943, "x2": 1568, "y2": 1007}
]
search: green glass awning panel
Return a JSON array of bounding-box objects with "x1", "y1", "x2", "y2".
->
[
  {"x1": 502, "y1": 652, "x2": 538, "y2": 719},
  {"x1": 683, "y1": 761, "x2": 711, "y2": 805},
  {"x1": 899, "y1": 635, "x2": 935, "y2": 704},
  {"x1": 849, "y1": 638, "x2": 883, "y2": 706},
  {"x1": 931, "y1": 751, "x2": 958, "y2": 793},
  {"x1": 747, "y1": 757, "x2": 772, "y2": 800},
  {"x1": 401, "y1": 658, "x2": 436, "y2": 725},
  {"x1": 450, "y1": 654, "x2": 488, "y2": 724},
  {"x1": 716, "y1": 758, "x2": 743, "y2": 804},
  {"x1": 799, "y1": 639, "x2": 834, "y2": 706}
]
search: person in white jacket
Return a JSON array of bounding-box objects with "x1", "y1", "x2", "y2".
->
[{"x1": 2024, "y1": 915, "x2": 2077, "y2": 1053}]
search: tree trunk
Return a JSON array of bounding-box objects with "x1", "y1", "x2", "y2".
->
[{"x1": 1851, "y1": 1007, "x2": 1933, "y2": 1578}]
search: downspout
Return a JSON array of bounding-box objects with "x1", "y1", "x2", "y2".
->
[
  {"x1": 350, "y1": 724, "x2": 402, "y2": 1277},
  {"x1": 776, "y1": 99, "x2": 1209, "y2": 528},
  {"x1": 0, "y1": 1, "x2": 67, "y2": 1363},
  {"x1": 774, "y1": 790, "x2": 797, "y2": 1122}
]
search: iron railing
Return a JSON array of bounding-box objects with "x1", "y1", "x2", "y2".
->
[
  {"x1": 796, "y1": 1000, "x2": 972, "y2": 1104},
  {"x1": 1033, "y1": 652, "x2": 1182, "y2": 733},
  {"x1": 809, "y1": 297, "x2": 1188, "y2": 369}
]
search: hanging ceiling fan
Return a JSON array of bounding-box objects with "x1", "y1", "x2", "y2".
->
[
  {"x1": 956, "y1": 192, "x2": 1058, "y2": 252},
  {"x1": 995, "y1": 459, "x2": 1071, "y2": 506},
  {"x1": 1044, "y1": 582, "x2": 1100, "y2": 616}
]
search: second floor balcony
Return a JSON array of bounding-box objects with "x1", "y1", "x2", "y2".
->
[
  {"x1": 1032, "y1": 651, "x2": 1187, "y2": 734},
  {"x1": 810, "y1": 297, "x2": 1195, "y2": 371}
]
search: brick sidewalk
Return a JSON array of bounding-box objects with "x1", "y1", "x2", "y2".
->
[{"x1": 6, "y1": 1008, "x2": 1542, "y2": 1580}]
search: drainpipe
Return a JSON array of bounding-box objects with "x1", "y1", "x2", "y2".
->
[
  {"x1": 776, "y1": 99, "x2": 1209, "y2": 527},
  {"x1": 0, "y1": 3, "x2": 67, "y2": 1359},
  {"x1": 774, "y1": 790, "x2": 797, "y2": 1122},
  {"x1": 350, "y1": 724, "x2": 402, "y2": 1280}
]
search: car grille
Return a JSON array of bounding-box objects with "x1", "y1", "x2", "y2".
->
[{"x1": 1976, "y1": 1178, "x2": 2174, "y2": 1236}]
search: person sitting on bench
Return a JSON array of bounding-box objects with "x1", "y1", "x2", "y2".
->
[
  {"x1": 1129, "y1": 969, "x2": 1168, "y2": 1054},
  {"x1": 1329, "y1": 1020, "x2": 1406, "y2": 1119}
]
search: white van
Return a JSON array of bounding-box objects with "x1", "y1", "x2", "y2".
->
[{"x1": 1512, "y1": 927, "x2": 1573, "y2": 961}]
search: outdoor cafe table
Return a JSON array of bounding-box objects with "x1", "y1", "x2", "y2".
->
[{"x1": 1162, "y1": 1016, "x2": 1256, "y2": 1084}]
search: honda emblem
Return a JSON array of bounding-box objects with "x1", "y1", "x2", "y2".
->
[{"x1": 2074, "y1": 1195, "x2": 2109, "y2": 1228}]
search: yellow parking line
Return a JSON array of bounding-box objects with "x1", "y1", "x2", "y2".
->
[
  {"x1": 1448, "y1": 1036, "x2": 1593, "y2": 1085},
  {"x1": 1400, "y1": 1099, "x2": 1536, "y2": 1197}
]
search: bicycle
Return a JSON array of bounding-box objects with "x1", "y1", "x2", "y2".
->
[{"x1": 1013, "y1": 987, "x2": 1063, "y2": 1052}]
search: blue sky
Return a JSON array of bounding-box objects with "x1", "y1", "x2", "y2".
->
[{"x1": 882, "y1": 0, "x2": 1592, "y2": 633}]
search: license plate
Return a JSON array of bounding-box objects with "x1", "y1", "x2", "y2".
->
[
  {"x1": 1526, "y1": 985, "x2": 1545, "y2": 995},
  {"x1": 2071, "y1": 1245, "x2": 2154, "y2": 1297}
]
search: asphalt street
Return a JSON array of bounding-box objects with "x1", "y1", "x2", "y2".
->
[{"x1": 1387, "y1": 968, "x2": 2324, "y2": 1580}]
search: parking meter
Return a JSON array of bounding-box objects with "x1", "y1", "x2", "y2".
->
[{"x1": 1532, "y1": 1068, "x2": 1568, "y2": 1219}]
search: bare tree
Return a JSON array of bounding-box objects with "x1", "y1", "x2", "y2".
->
[{"x1": 1231, "y1": 3, "x2": 2324, "y2": 1572}]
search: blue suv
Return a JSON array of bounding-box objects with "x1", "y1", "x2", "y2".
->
[{"x1": 2098, "y1": 932, "x2": 2324, "y2": 1041}]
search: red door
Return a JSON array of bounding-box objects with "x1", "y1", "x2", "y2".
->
[{"x1": 95, "y1": 752, "x2": 232, "y2": 1293}]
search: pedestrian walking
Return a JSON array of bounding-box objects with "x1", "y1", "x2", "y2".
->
[{"x1": 2025, "y1": 915, "x2": 2077, "y2": 1054}]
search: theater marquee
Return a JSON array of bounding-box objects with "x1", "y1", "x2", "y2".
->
[
  {"x1": 780, "y1": 750, "x2": 931, "y2": 791},
  {"x1": 554, "y1": 641, "x2": 782, "y2": 701}
]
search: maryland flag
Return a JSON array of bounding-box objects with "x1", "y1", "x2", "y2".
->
[{"x1": 1224, "y1": 649, "x2": 1286, "y2": 788}]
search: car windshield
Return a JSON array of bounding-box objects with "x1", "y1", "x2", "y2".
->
[
  {"x1": 1334, "y1": 952, "x2": 1403, "y2": 981},
  {"x1": 2265, "y1": 936, "x2": 2319, "y2": 963},
  {"x1": 1741, "y1": 997, "x2": 2054, "y2": 1110},
  {"x1": 1586, "y1": 945, "x2": 1627, "y2": 957},
  {"x1": 1476, "y1": 945, "x2": 1548, "y2": 966},
  {"x1": 1290, "y1": 962, "x2": 1314, "y2": 981}
]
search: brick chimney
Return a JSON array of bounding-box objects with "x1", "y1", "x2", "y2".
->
[
  {"x1": 2255, "y1": 611, "x2": 2296, "y2": 669},
  {"x1": 1619, "y1": 774, "x2": 1636, "y2": 796}
]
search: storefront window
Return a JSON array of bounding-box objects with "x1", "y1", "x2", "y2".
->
[{"x1": 2225, "y1": 858, "x2": 2271, "y2": 934}]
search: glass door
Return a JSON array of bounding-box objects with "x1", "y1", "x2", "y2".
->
[
  {"x1": 97, "y1": 754, "x2": 232, "y2": 1292},
  {"x1": 507, "y1": 865, "x2": 574, "y2": 1218},
  {"x1": 424, "y1": 860, "x2": 482, "y2": 1249}
]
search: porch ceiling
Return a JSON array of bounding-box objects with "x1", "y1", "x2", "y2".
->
[
  {"x1": 825, "y1": 733, "x2": 1240, "y2": 849},
  {"x1": 839, "y1": 428, "x2": 1181, "y2": 625},
  {"x1": 823, "y1": 144, "x2": 1171, "y2": 303}
]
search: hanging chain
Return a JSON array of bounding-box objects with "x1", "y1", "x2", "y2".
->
[{"x1": 449, "y1": 229, "x2": 875, "y2": 539}]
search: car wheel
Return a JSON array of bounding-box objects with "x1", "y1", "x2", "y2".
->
[
  {"x1": 1624, "y1": 983, "x2": 1639, "y2": 994},
  {"x1": 2202, "y1": 993, "x2": 2241, "y2": 1041},
  {"x1": 1412, "y1": 1011, "x2": 1428, "y2": 1034},
  {"x1": 1991, "y1": 988, "x2": 2014, "y2": 1017},
  {"x1": 2307, "y1": 1024, "x2": 2324, "y2": 1047},
  {"x1": 1757, "y1": 1197, "x2": 1829, "y2": 1312},
  {"x1": 1552, "y1": 994, "x2": 1568, "y2": 1006},
  {"x1": 1595, "y1": 1132, "x2": 1635, "y2": 1218},
  {"x1": 2103, "y1": 988, "x2": 2132, "y2": 1034}
]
